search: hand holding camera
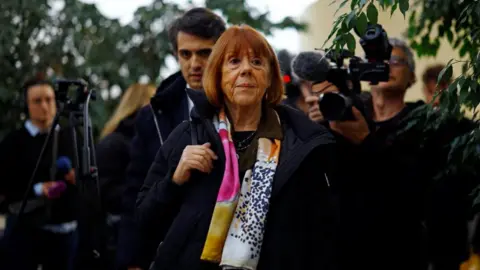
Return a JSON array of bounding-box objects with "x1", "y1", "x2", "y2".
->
[{"x1": 329, "y1": 106, "x2": 370, "y2": 145}]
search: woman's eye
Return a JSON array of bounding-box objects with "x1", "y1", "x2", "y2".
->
[
  {"x1": 229, "y1": 58, "x2": 240, "y2": 64},
  {"x1": 251, "y1": 59, "x2": 262, "y2": 66}
]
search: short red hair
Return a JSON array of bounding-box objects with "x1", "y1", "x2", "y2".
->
[{"x1": 202, "y1": 24, "x2": 284, "y2": 107}]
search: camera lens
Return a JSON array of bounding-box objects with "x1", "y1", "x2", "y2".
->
[{"x1": 319, "y1": 92, "x2": 352, "y2": 121}]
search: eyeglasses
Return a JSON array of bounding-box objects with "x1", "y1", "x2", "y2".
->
[
  {"x1": 389, "y1": 56, "x2": 409, "y2": 68},
  {"x1": 308, "y1": 82, "x2": 339, "y2": 96}
]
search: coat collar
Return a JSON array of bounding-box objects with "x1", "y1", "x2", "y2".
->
[{"x1": 150, "y1": 72, "x2": 187, "y2": 112}]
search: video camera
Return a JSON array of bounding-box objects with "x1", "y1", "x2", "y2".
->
[
  {"x1": 319, "y1": 24, "x2": 392, "y2": 121},
  {"x1": 55, "y1": 79, "x2": 96, "y2": 113}
]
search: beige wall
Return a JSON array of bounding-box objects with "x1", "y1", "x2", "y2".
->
[{"x1": 299, "y1": 1, "x2": 465, "y2": 102}]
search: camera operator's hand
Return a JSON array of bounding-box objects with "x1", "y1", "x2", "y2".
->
[
  {"x1": 330, "y1": 107, "x2": 370, "y2": 145},
  {"x1": 172, "y1": 143, "x2": 218, "y2": 185},
  {"x1": 305, "y1": 96, "x2": 323, "y2": 123}
]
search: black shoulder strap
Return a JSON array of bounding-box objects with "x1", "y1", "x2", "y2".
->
[{"x1": 190, "y1": 120, "x2": 198, "y2": 145}]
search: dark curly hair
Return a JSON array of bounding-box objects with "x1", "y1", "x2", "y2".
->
[
  {"x1": 422, "y1": 64, "x2": 451, "y2": 85},
  {"x1": 167, "y1": 7, "x2": 226, "y2": 53}
]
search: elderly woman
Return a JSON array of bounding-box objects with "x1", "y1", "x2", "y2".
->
[{"x1": 136, "y1": 25, "x2": 336, "y2": 270}]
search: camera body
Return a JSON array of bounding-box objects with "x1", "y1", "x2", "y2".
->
[
  {"x1": 55, "y1": 79, "x2": 94, "y2": 113},
  {"x1": 318, "y1": 24, "x2": 392, "y2": 121}
]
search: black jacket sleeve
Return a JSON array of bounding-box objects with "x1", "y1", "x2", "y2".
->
[
  {"x1": 135, "y1": 121, "x2": 190, "y2": 232},
  {"x1": 329, "y1": 131, "x2": 387, "y2": 191},
  {"x1": 0, "y1": 132, "x2": 15, "y2": 211},
  {"x1": 96, "y1": 133, "x2": 130, "y2": 214},
  {"x1": 117, "y1": 109, "x2": 156, "y2": 269}
]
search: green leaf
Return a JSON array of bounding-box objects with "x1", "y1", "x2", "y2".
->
[
  {"x1": 458, "y1": 76, "x2": 467, "y2": 91},
  {"x1": 390, "y1": 2, "x2": 398, "y2": 17},
  {"x1": 446, "y1": 29, "x2": 453, "y2": 43},
  {"x1": 335, "y1": 0, "x2": 349, "y2": 15},
  {"x1": 459, "y1": 78, "x2": 471, "y2": 103},
  {"x1": 355, "y1": 12, "x2": 368, "y2": 36},
  {"x1": 367, "y1": 3, "x2": 378, "y2": 24},
  {"x1": 438, "y1": 24, "x2": 445, "y2": 37},
  {"x1": 350, "y1": 0, "x2": 359, "y2": 10},
  {"x1": 462, "y1": 63, "x2": 470, "y2": 74},
  {"x1": 322, "y1": 15, "x2": 345, "y2": 48},
  {"x1": 470, "y1": 79, "x2": 478, "y2": 93},
  {"x1": 334, "y1": 33, "x2": 345, "y2": 42},
  {"x1": 438, "y1": 64, "x2": 453, "y2": 85},
  {"x1": 460, "y1": 5, "x2": 472, "y2": 18},
  {"x1": 378, "y1": 0, "x2": 386, "y2": 9},
  {"x1": 460, "y1": 42, "x2": 470, "y2": 57},
  {"x1": 340, "y1": 20, "x2": 350, "y2": 33},
  {"x1": 346, "y1": 11, "x2": 356, "y2": 29},
  {"x1": 453, "y1": 38, "x2": 462, "y2": 49},
  {"x1": 399, "y1": 0, "x2": 409, "y2": 17},
  {"x1": 407, "y1": 25, "x2": 416, "y2": 39},
  {"x1": 408, "y1": 10, "x2": 416, "y2": 24},
  {"x1": 346, "y1": 32, "x2": 356, "y2": 52}
]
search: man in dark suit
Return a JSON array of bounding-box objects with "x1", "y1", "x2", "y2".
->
[{"x1": 117, "y1": 8, "x2": 226, "y2": 270}]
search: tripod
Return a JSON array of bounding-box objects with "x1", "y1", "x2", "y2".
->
[{"x1": 59, "y1": 80, "x2": 109, "y2": 270}]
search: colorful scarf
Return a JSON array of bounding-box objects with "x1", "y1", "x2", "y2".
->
[{"x1": 200, "y1": 109, "x2": 282, "y2": 270}]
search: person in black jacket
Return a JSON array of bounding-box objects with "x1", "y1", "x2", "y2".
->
[
  {"x1": 329, "y1": 38, "x2": 474, "y2": 270},
  {"x1": 136, "y1": 24, "x2": 337, "y2": 270},
  {"x1": 277, "y1": 49, "x2": 306, "y2": 113},
  {"x1": 0, "y1": 78, "x2": 77, "y2": 270},
  {"x1": 95, "y1": 83, "x2": 155, "y2": 267},
  {"x1": 118, "y1": 8, "x2": 226, "y2": 270}
]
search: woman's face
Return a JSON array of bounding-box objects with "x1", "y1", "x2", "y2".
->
[{"x1": 221, "y1": 48, "x2": 271, "y2": 107}]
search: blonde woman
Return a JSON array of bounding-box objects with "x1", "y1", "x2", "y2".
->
[
  {"x1": 100, "y1": 83, "x2": 156, "y2": 139},
  {"x1": 96, "y1": 83, "x2": 155, "y2": 266},
  {"x1": 95, "y1": 84, "x2": 155, "y2": 254}
]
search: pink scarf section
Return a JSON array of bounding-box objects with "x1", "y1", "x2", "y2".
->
[
  {"x1": 200, "y1": 109, "x2": 241, "y2": 261},
  {"x1": 200, "y1": 108, "x2": 282, "y2": 270}
]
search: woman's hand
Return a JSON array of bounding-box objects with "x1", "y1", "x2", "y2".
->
[{"x1": 172, "y1": 143, "x2": 218, "y2": 185}]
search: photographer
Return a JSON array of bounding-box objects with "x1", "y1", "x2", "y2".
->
[
  {"x1": 330, "y1": 38, "x2": 420, "y2": 142},
  {"x1": 330, "y1": 39, "x2": 473, "y2": 269},
  {"x1": 0, "y1": 78, "x2": 78, "y2": 270}
]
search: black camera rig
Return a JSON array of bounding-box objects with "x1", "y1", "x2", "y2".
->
[{"x1": 318, "y1": 24, "x2": 393, "y2": 121}]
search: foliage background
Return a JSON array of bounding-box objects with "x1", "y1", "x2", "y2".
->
[{"x1": 0, "y1": 0, "x2": 306, "y2": 140}]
